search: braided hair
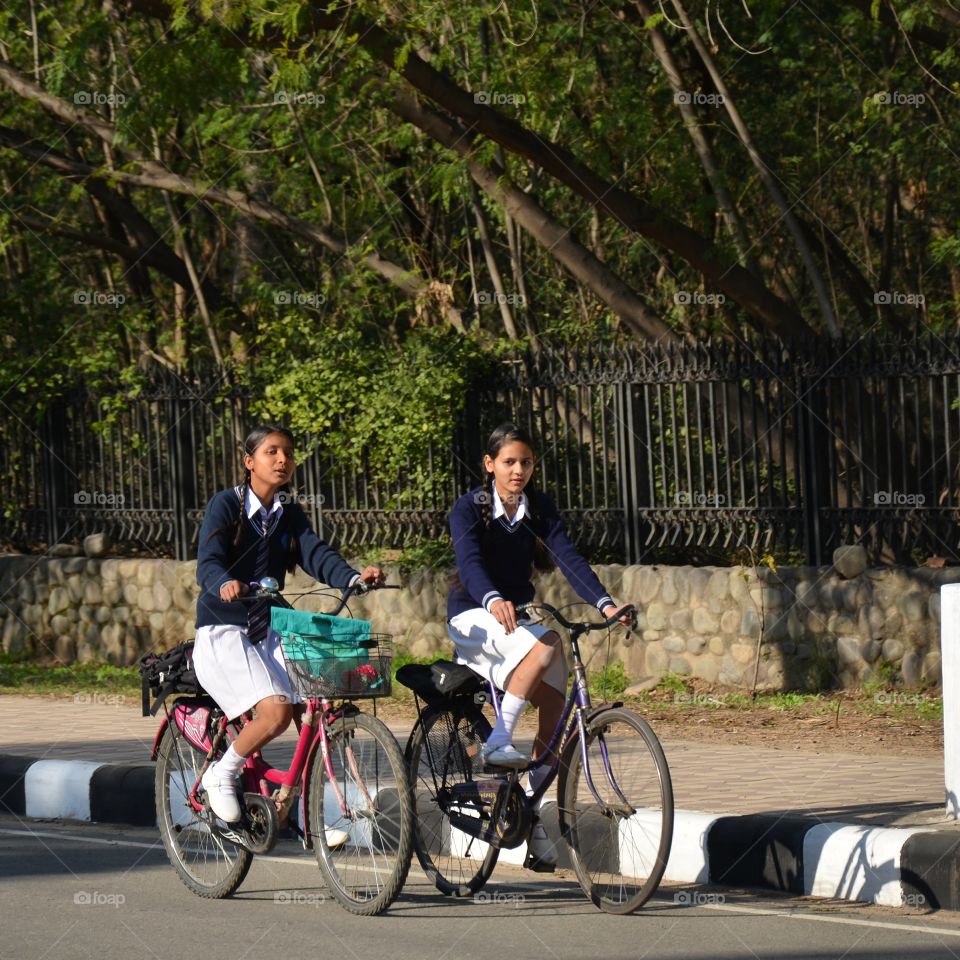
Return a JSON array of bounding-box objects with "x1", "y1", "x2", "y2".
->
[
  {"x1": 481, "y1": 422, "x2": 555, "y2": 573},
  {"x1": 208, "y1": 424, "x2": 300, "y2": 574}
]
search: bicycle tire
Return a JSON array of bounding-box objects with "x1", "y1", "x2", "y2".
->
[
  {"x1": 558, "y1": 707, "x2": 673, "y2": 914},
  {"x1": 407, "y1": 701, "x2": 499, "y2": 897},
  {"x1": 308, "y1": 712, "x2": 413, "y2": 915},
  {"x1": 155, "y1": 723, "x2": 253, "y2": 898}
]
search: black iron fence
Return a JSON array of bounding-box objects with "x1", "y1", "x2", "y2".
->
[{"x1": 4, "y1": 336, "x2": 960, "y2": 565}]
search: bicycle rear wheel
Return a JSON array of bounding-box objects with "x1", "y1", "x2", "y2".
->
[
  {"x1": 155, "y1": 723, "x2": 252, "y2": 898},
  {"x1": 559, "y1": 707, "x2": 673, "y2": 914},
  {"x1": 308, "y1": 712, "x2": 413, "y2": 915},
  {"x1": 407, "y1": 701, "x2": 499, "y2": 896}
]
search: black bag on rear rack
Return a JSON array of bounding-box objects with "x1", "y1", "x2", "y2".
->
[
  {"x1": 395, "y1": 659, "x2": 486, "y2": 706},
  {"x1": 138, "y1": 642, "x2": 203, "y2": 716}
]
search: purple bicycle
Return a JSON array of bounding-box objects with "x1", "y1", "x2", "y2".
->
[{"x1": 399, "y1": 601, "x2": 674, "y2": 915}]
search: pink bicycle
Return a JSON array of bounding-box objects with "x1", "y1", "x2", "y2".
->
[{"x1": 144, "y1": 579, "x2": 413, "y2": 915}]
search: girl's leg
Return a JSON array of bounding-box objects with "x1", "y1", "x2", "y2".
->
[
  {"x1": 232, "y1": 695, "x2": 295, "y2": 757},
  {"x1": 486, "y1": 631, "x2": 561, "y2": 751}
]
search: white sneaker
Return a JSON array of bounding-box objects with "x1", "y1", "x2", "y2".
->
[
  {"x1": 525, "y1": 820, "x2": 557, "y2": 872},
  {"x1": 201, "y1": 767, "x2": 241, "y2": 823},
  {"x1": 480, "y1": 741, "x2": 530, "y2": 769},
  {"x1": 324, "y1": 828, "x2": 350, "y2": 850}
]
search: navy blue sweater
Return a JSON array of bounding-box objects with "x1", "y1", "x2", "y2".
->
[
  {"x1": 195, "y1": 486, "x2": 359, "y2": 629},
  {"x1": 447, "y1": 487, "x2": 613, "y2": 620}
]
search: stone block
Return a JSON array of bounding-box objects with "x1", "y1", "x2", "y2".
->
[
  {"x1": 668, "y1": 656, "x2": 692, "y2": 676},
  {"x1": 707, "y1": 571, "x2": 729, "y2": 602},
  {"x1": 645, "y1": 643, "x2": 668, "y2": 674},
  {"x1": 173, "y1": 586, "x2": 195, "y2": 612},
  {"x1": 709, "y1": 636, "x2": 725, "y2": 656},
  {"x1": 693, "y1": 607, "x2": 719, "y2": 635},
  {"x1": 833, "y1": 544, "x2": 867, "y2": 579},
  {"x1": 83, "y1": 533, "x2": 112, "y2": 558},
  {"x1": 122, "y1": 583, "x2": 139, "y2": 606},
  {"x1": 861, "y1": 639, "x2": 882, "y2": 663},
  {"x1": 720, "y1": 609, "x2": 739, "y2": 635},
  {"x1": 740, "y1": 607, "x2": 759, "y2": 637},
  {"x1": 66, "y1": 575, "x2": 84, "y2": 603},
  {"x1": 47, "y1": 586, "x2": 70, "y2": 616},
  {"x1": 686, "y1": 636, "x2": 707, "y2": 655},
  {"x1": 138, "y1": 585, "x2": 155, "y2": 613},
  {"x1": 660, "y1": 569, "x2": 678, "y2": 606},
  {"x1": 837, "y1": 635, "x2": 861, "y2": 666},
  {"x1": 901, "y1": 592, "x2": 926, "y2": 623},
  {"x1": 688, "y1": 568, "x2": 711, "y2": 600},
  {"x1": 646, "y1": 602, "x2": 668, "y2": 631},
  {"x1": 82, "y1": 581, "x2": 102, "y2": 606},
  {"x1": 923, "y1": 651, "x2": 942, "y2": 683},
  {"x1": 902, "y1": 650, "x2": 921, "y2": 687},
  {"x1": 668, "y1": 609, "x2": 692, "y2": 632},
  {"x1": 50, "y1": 614, "x2": 70, "y2": 636},
  {"x1": 663, "y1": 635, "x2": 686, "y2": 653},
  {"x1": 690, "y1": 656, "x2": 719, "y2": 683},
  {"x1": 136, "y1": 563, "x2": 154, "y2": 586},
  {"x1": 731, "y1": 642, "x2": 755, "y2": 665},
  {"x1": 153, "y1": 582, "x2": 171, "y2": 611}
]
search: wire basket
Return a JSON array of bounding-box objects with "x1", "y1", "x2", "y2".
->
[{"x1": 272, "y1": 606, "x2": 392, "y2": 699}]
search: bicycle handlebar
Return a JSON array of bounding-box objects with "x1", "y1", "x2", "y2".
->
[
  {"x1": 517, "y1": 600, "x2": 636, "y2": 633},
  {"x1": 237, "y1": 578, "x2": 400, "y2": 616}
]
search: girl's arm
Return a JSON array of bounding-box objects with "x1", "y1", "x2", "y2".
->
[
  {"x1": 286, "y1": 503, "x2": 361, "y2": 590},
  {"x1": 449, "y1": 495, "x2": 502, "y2": 612},
  {"x1": 196, "y1": 494, "x2": 237, "y2": 595}
]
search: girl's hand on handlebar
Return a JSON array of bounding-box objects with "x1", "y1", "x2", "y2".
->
[
  {"x1": 220, "y1": 580, "x2": 250, "y2": 602},
  {"x1": 602, "y1": 603, "x2": 636, "y2": 629},
  {"x1": 358, "y1": 565, "x2": 386, "y2": 587},
  {"x1": 490, "y1": 599, "x2": 518, "y2": 634}
]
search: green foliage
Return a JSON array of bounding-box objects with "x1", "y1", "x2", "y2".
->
[
  {"x1": 588, "y1": 659, "x2": 630, "y2": 700},
  {"x1": 0, "y1": 652, "x2": 140, "y2": 696}
]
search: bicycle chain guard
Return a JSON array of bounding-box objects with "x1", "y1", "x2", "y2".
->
[{"x1": 444, "y1": 777, "x2": 531, "y2": 850}]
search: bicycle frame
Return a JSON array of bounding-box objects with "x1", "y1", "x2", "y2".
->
[{"x1": 483, "y1": 608, "x2": 635, "y2": 814}]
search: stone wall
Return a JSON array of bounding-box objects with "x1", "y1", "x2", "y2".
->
[{"x1": 0, "y1": 554, "x2": 952, "y2": 690}]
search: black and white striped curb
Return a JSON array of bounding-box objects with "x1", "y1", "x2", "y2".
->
[{"x1": 3, "y1": 754, "x2": 959, "y2": 911}]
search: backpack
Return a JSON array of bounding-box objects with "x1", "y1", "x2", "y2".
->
[
  {"x1": 395, "y1": 659, "x2": 487, "y2": 706},
  {"x1": 138, "y1": 642, "x2": 204, "y2": 716}
]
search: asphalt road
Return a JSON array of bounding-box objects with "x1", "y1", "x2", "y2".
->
[{"x1": 2, "y1": 816, "x2": 960, "y2": 960}]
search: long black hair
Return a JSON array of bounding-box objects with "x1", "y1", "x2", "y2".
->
[
  {"x1": 208, "y1": 424, "x2": 299, "y2": 574},
  {"x1": 481, "y1": 422, "x2": 555, "y2": 573}
]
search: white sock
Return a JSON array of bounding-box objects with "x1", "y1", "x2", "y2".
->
[
  {"x1": 487, "y1": 692, "x2": 528, "y2": 747},
  {"x1": 213, "y1": 743, "x2": 246, "y2": 778}
]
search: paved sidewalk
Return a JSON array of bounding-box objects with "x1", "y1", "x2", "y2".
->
[{"x1": 0, "y1": 695, "x2": 948, "y2": 828}]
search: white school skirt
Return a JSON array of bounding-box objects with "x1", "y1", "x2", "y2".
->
[
  {"x1": 192, "y1": 624, "x2": 299, "y2": 721},
  {"x1": 448, "y1": 608, "x2": 567, "y2": 694}
]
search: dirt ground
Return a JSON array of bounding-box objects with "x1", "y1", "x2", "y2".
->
[{"x1": 375, "y1": 687, "x2": 944, "y2": 757}]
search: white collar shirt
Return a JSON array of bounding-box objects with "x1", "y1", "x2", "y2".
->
[{"x1": 491, "y1": 486, "x2": 528, "y2": 527}]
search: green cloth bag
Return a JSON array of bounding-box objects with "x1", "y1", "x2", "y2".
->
[{"x1": 271, "y1": 608, "x2": 373, "y2": 690}]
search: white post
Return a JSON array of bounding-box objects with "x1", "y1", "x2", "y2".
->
[{"x1": 941, "y1": 584, "x2": 960, "y2": 818}]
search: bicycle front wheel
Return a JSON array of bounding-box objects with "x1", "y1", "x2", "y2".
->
[
  {"x1": 407, "y1": 701, "x2": 499, "y2": 897},
  {"x1": 155, "y1": 723, "x2": 252, "y2": 898},
  {"x1": 308, "y1": 712, "x2": 413, "y2": 915},
  {"x1": 559, "y1": 707, "x2": 673, "y2": 914}
]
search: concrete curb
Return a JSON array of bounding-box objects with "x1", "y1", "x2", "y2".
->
[{"x1": 2, "y1": 754, "x2": 957, "y2": 910}]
